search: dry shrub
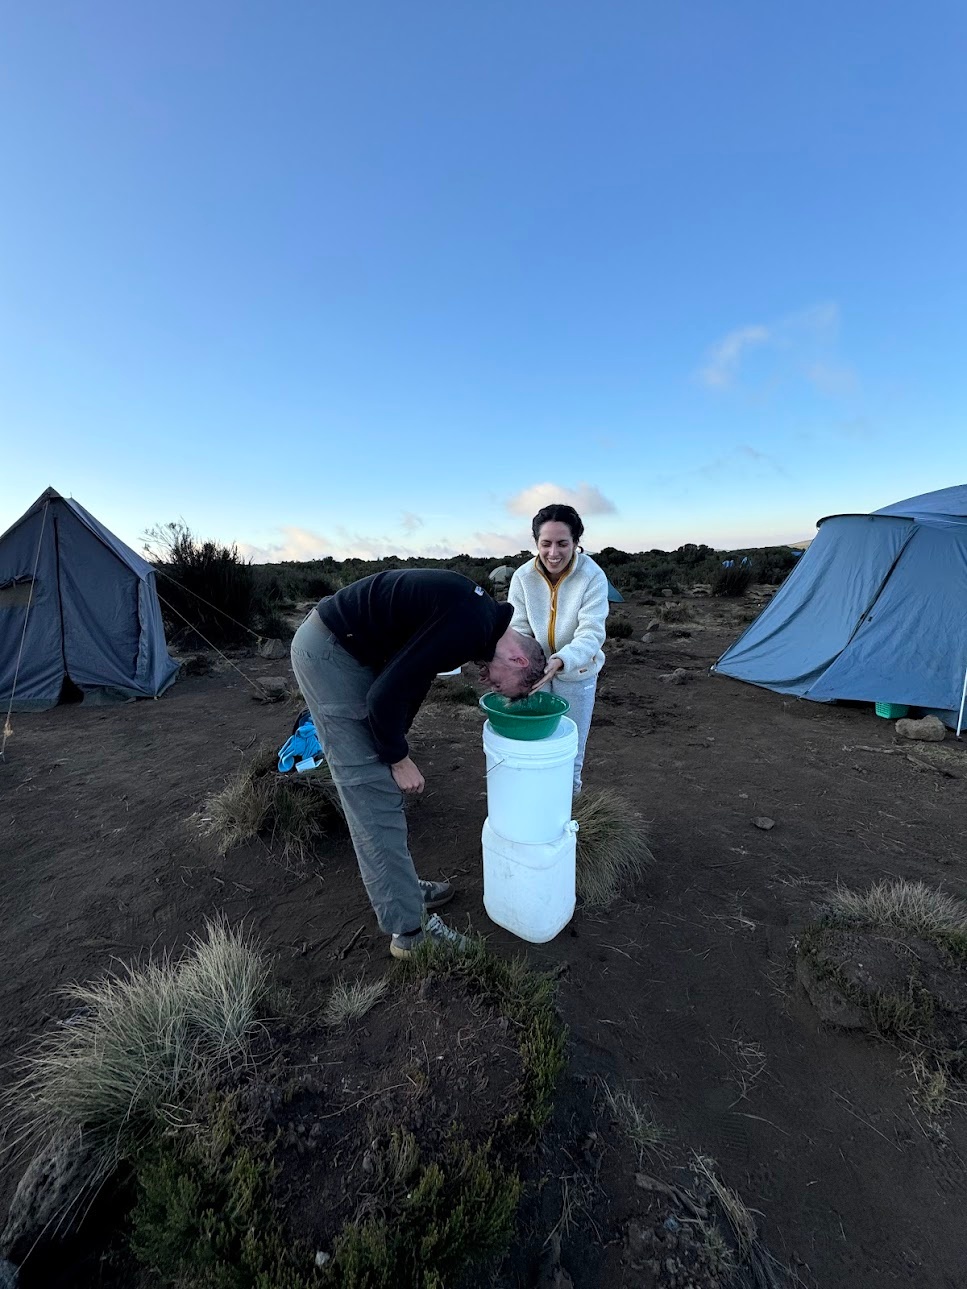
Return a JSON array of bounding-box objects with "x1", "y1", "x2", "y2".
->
[
  {"x1": 657, "y1": 602, "x2": 691, "y2": 624},
  {"x1": 601, "y1": 1083, "x2": 668, "y2": 1160},
  {"x1": 198, "y1": 743, "x2": 344, "y2": 871},
  {"x1": 692, "y1": 1153, "x2": 757, "y2": 1255},
  {"x1": 573, "y1": 788, "x2": 653, "y2": 906},
  {"x1": 2, "y1": 920, "x2": 269, "y2": 1190},
  {"x1": 824, "y1": 879, "x2": 967, "y2": 938},
  {"x1": 323, "y1": 976, "x2": 389, "y2": 1026}
]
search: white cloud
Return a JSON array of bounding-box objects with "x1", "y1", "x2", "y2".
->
[
  {"x1": 400, "y1": 511, "x2": 424, "y2": 535},
  {"x1": 805, "y1": 362, "x2": 859, "y2": 398},
  {"x1": 506, "y1": 482, "x2": 617, "y2": 518},
  {"x1": 698, "y1": 325, "x2": 771, "y2": 388},
  {"x1": 698, "y1": 301, "x2": 854, "y2": 394}
]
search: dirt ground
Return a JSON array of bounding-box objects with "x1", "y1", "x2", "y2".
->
[{"x1": 2, "y1": 590, "x2": 965, "y2": 1288}]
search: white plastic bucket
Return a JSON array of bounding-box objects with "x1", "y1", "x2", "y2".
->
[
  {"x1": 482, "y1": 817, "x2": 577, "y2": 943},
  {"x1": 483, "y1": 716, "x2": 578, "y2": 845}
]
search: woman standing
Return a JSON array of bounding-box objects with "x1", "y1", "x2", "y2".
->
[{"x1": 508, "y1": 503, "x2": 609, "y2": 796}]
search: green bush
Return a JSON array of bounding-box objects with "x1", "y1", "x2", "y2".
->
[
  {"x1": 132, "y1": 1100, "x2": 312, "y2": 1289},
  {"x1": 146, "y1": 522, "x2": 255, "y2": 646},
  {"x1": 712, "y1": 563, "x2": 754, "y2": 597},
  {"x1": 606, "y1": 618, "x2": 634, "y2": 639},
  {"x1": 327, "y1": 1137, "x2": 520, "y2": 1288}
]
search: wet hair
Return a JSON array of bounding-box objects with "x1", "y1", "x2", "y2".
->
[
  {"x1": 532, "y1": 503, "x2": 584, "y2": 545},
  {"x1": 510, "y1": 635, "x2": 548, "y2": 699}
]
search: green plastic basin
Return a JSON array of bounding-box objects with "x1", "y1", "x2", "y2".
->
[{"x1": 479, "y1": 690, "x2": 570, "y2": 740}]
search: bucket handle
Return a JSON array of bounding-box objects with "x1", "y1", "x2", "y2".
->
[{"x1": 484, "y1": 756, "x2": 506, "y2": 777}]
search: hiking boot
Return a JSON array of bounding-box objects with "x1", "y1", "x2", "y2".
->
[
  {"x1": 419, "y1": 878, "x2": 454, "y2": 910},
  {"x1": 390, "y1": 914, "x2": 469, "y2": 960}
]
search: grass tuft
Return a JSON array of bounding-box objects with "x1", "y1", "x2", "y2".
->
[
  {"x1": 198, "y1": 742, "x2": 344, "y2": 871},
  {"x1": 573, "y1": 788, "x2": 653, "y2": 907},
  {"x1": 600, "y1": 1083, "x2": 668, "y2": 1160},
  {"x1": 692, "y1": 1153, "x2": 758, "y2": 1256},
  {"x1": 3, "y1": 921, "x2": 270, "y2": 1192},
  {"x1": 823, "y1": 879, "x2": 967, "y2": 939},
  {"x1": 323, "y1": 976, "x2": 389, "y2": 1027}
]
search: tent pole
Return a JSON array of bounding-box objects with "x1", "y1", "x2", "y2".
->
[{"x1": 957, "y1": 664, "x2": 967, "y2": 739}]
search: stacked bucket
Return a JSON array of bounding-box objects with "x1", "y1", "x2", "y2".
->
[{"x1": 480, "y1": 712, "x2": 579, "y2": 943}]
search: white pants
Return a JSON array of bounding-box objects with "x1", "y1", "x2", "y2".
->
[{"x1": 550, "y1": 675, "x2": 597, "y2": 793}]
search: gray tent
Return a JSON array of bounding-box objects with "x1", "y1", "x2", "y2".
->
[
  {"x1": 0, "y1": 488, "x2": 178, "y2": 711},
  {"x1": 489, "y1": 564, "x2": 516, "y2": 587},
  {"x1": 607, "y1": 579, "x2": 624, "y2": 603}
]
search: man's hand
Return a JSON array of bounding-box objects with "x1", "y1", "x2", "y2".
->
[
  {"x1": 391, "y1": 756, "x2": 425, "y2": 794},
  {"x1": 529, "y1": 656, "x2": 564, "y2": 695}
]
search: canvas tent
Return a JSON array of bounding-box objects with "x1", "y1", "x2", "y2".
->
[
  {"x1": 0, "y1": 488, "x2": 179, "y2": 712},
  {"x1": 606, "y1": 579, "x2": 624, "y2": 603},
  {"x1": 488, "y1": 564, "x2": 516, "y2": 589},
  {"x1": 713, "y1": 484, "x2": 967, "y2": 726}
]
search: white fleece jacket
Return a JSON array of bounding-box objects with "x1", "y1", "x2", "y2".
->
[{"x1": 508, "y1": 551, "x2": 609, "y2": 681}]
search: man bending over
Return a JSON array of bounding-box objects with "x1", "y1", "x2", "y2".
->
[{"x1": 290, "y1": 569, "x2": 546, "y2": 958}]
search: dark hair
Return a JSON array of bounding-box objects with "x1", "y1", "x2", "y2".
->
[{"x1": 531, "y1": 504, "x2": 584, "y2": 545}]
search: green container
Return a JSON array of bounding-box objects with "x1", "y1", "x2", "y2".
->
[
  {"x1": 875, "y1": 701, "x2": 909, "y2": 719},
  {"x1": 479, "y1": 690, "x2": 570, "y2": 740}
]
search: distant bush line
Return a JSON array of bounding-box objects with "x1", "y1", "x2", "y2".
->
[{"x1": 146, "y1": 525, "x2": 800, "y2": 647}]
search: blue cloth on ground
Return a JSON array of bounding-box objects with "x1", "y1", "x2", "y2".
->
[{"x1": 278, "y1": 718, "x2": 324, "y2": 773}]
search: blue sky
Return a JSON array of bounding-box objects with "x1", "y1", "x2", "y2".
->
[{"x1": 2, "y1": 2, "x2": 965, "y2": 559}]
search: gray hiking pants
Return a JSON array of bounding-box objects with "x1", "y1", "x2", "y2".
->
[
  {"x1": 290, "y1": 609, "x2": 424, "y2": 936},
  {"x1": 549, "y1": 674, "x2": 597, "y2": 793}
]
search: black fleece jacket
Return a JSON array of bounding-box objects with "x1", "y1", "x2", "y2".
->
[{"x1": 316, "y1": 570, "x2": 513, "y2": 765}]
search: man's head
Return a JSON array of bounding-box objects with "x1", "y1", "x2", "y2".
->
[{"x1": 479, "y1": 629, "x2": 546, "y2": 699}]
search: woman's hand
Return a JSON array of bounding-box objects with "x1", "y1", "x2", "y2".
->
[
  {"x1": 391, "y1": 756, "x2": 425, "y2": 794},
  {"x1": 529, "y1": 657, "x2": 564, "y2": 694}
]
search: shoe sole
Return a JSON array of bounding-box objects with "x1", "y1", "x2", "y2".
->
[{"x1": 389, "y1": 941, "x2": 416, "y2": 960}]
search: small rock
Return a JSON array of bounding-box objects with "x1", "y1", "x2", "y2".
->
[
  {"x1": 252, "y1": 675, "x2": 288, "y2": 702},
  {"x1": 753, "y1": 816, "x2": 776, "y2": 830},
  {"x1": 660, "y1": 668, "x2": 690, "y2": 685},
  {"x1": 314, "y1": 1250, "x2": 331, "y2": 1269},
  {"x1": 661, "y1": 588, "x2": 675, "y2": 598},
  {"x1": 0, "y1": 1260, "x2": 18, "y2": 1289},
  {"x1": 895, "y1": 715, "x2": 946, "y2": 742},
  {"x1": 663, "y1": 1216, "x2": 681, "y2": 1232},
  {"x1": 643, "y1": 620, "x2": 661, "y2": 634},
  {"x1": 257, "y1": 637, "x2": 288, "y2": 660}
]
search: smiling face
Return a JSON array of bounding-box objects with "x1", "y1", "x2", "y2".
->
[{"x1": 537, "y1": 521, "x2": 576, "y2": 581}]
